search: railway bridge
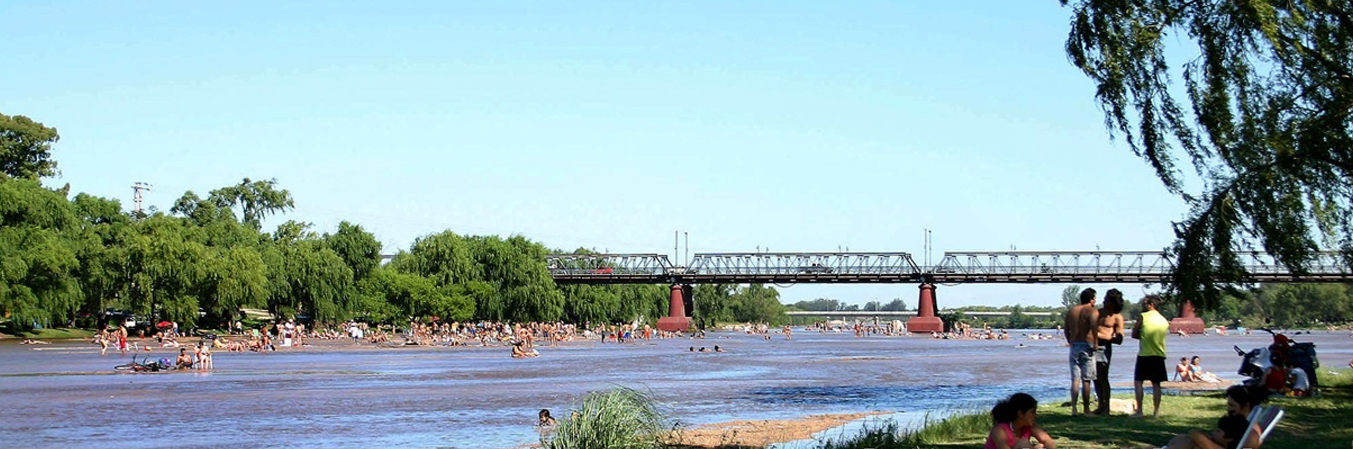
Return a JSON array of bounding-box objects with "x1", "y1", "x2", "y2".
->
[{"x1": 545, "y1": 250, "x2": 1353, "y2": 332}]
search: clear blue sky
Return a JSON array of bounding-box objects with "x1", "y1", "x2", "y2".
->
[{"x1": 1, "y1": 2, "x2": 1186, "y2": 308}]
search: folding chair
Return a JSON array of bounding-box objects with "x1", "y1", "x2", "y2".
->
[{"x1": 1238, "y1": 405, "x2": 1284, "y2": 448}]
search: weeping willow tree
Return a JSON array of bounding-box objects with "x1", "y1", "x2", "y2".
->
[{"x1": 1061, "y1": 0, "x2": 1353, "y2": 309}]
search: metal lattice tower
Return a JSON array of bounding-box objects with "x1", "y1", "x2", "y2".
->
[{"x1": 132, "y1": 182, "x2": 152, "y2": 214}]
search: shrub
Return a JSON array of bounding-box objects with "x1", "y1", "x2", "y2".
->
[{"x1": 546, "y1": 386, "x2": 667, "y2": 449}]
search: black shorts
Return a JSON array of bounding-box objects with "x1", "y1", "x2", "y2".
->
[{"x1": 1135, "y1": 356, "x2": 1167, "y2": 382}]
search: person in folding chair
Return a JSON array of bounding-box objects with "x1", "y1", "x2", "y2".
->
[{"x1": 1146, "y1": 385, "x2": 1274, "y2": 449}]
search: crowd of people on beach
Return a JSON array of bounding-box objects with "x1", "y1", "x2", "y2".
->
[{"x1": 804, "y1": 320, "x2": 910, "y2": 337}]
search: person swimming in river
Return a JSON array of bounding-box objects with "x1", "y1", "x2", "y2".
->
[{"x1": 538, "y1": 409, "x2": 557, "y2": 427}]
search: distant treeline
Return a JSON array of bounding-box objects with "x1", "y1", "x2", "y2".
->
[
  {"x1": 2, "y1": 171, "x2": 802, "y2": 331},
  {"x1": 1, "y1": 113, "x2": 802, "y2": 331}
]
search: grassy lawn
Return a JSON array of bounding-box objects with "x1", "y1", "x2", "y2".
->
[
  {"x1": 0, "y1": 327, "x2": 96, "y2": 340},
  {"x1": 818, "y1": 368, "x2": 1353, "y2": 449},
  {"x1": 1036, "y1": 369, "x2": 1353, "y2": 449}
]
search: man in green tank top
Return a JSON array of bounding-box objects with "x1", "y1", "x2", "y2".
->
[{"x1": 1131, "y1": 295, "x2": 1169, "y2": 417}]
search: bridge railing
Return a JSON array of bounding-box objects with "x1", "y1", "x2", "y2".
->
[
  {"x1": 542, "y1": 250, "x2": 1353, "y2": 283},
  {"x1": 932, "y1": 250, "x2": 1353, "y2": 281},
  {"x1": 933, "y1": 251, "x2": 1175, "y2": 277},
  {"x1": 545, "y1": 253, "x2": 674, "y2": 280},
  {"x1": 687, "y1": 252, "x2": 922, "y2": 277}
]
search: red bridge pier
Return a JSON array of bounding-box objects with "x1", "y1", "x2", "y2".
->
[
  {"x1": 657, "y1": 283, "x2": 693, "y2": 332},
  {"x1": 1169, "y1": 299, "x2": 1206, "y2": 334},
  {"x1": 907, "y1": 283, "x2": 944, "y2": 333}
]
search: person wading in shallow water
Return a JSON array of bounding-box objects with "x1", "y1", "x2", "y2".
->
[
  {"x1": 1064, "y1": 288, "x2": 1099, "y2": 416},
  {"x1": 176, "y1": 348, "x2": 194, "y2": 369},
  {"x1": 538, "y1": 409, "x2": 556, "y2": 427}
]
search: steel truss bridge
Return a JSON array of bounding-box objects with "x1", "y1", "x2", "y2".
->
[{"x1": 546, "y1": 251, "x2": 1353, "y2": 284}]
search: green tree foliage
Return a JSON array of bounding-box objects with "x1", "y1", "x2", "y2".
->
[
  {"x1": 1060, "y1": 285, "x2": 1082, "y2": 309},
  {"x1": 0, "y1": 115, "x2": 718, "y2": 330},
  {"x1": 0, "y1": 177, "x2": 81, "y2": 328},
  {"x1": 262, "y1": 223, "x2": 353, "y2": 323},
  {"x1": 730, "y1": 284, "x2": 784, "y2": 324},
  {"x1": 789, "y1": 298, "x2": 851, "y2": 311},
  {"x1": 881, "y1": 298, "x2": 909, "y2": 311},
  {"x1": 788, "y1": 297, "x2": 907, "y2": 313},
  {"x1": 358, "y1": 268, "x2": 473, "y2": 322},
  {"x1": 1062, "y1": 0, "x2": 1353, "y2": 309},
  {"x1": 198, "y1": 246, "x2": 268, "y2": 320},
  {"x1": 693, "y1": 283, "x2": 735, "y2": 326},
  {"x1": 170, "y1": 191, "x2": 236, "y2": 226},
  {"x1": 69, "y1": 193, "x2": 131, "y2": 320},
  {"x1": 207, "y1": 178, "x2": 294, "y2": 230},
  {"x1": 1007, "y1": 305, "x2": 1037, "y2": 329},
  {"x1": 396, "y1": 231, "x2": 481, "y2": 287},
  {"x1": 124, "y1": 215, "x2": 207, "y2": 326},
  {"x1": 323, "y1": 221, "x2": 382, "y2": 283},
  {"x1": 0, "y1": 113, "x2": 60, "y2": 179},
  {"x1": 470, "y1": 235, "x2": 564, "y2": 322},
  {"x1": 560, "y1": 284, "x2": 620, "y2": 325}
]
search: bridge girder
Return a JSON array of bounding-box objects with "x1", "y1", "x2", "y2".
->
[
  {"x1": 931, "y1": 250, "x2": 1353, "y2": 283},
  {"x1": 545, "y1": 250, "x2": 1353, "y2": 284}
]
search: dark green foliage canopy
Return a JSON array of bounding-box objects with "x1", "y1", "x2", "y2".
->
[
  {"x1": 0, "y1": 177, "x2": 80, "y2": 328},
  {"x1": 1062, "y1": 0, "x2": 1353, "y2": 309},
  {"x1": 207, "y1": 178, "x2": 294, "y2": 230},
  {"x1": 0, "y1": 113, "x2": 59, "y2": 180}
]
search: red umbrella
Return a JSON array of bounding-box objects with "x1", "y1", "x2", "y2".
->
[{"x1": 157, "y1": 321, "x2": 173, "y2": 328}]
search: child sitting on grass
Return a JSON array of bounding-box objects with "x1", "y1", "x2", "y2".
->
[{"x1": 984, "y1": 392, "x2": 1056, "y2": 449}]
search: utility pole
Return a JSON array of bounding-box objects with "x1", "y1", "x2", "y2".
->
[
  {"x1": 674, "y1": 231, "x2": 679, "y2": 265},
  {"x1": 927, "y1": 229, "x2": 933, "y2": 268},
  {"x1": 132, "y1": 182, "x2": 152, "y2": 214},
  {"x1": 684, "y1": 231, "x2": 689, "y2": 266}
]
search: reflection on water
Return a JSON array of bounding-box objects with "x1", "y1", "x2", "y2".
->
[{"x1": 1, "y1": 330, "x2": 1347, "y2": 448}]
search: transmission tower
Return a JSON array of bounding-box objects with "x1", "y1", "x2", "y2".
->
[{"x1": 132, "y1": 182, "x2": 152, "y2": 214}]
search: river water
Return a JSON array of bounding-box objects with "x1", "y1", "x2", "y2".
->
[{"x1": 2, "y1": 330, "x2": 1349, "y2": 449}]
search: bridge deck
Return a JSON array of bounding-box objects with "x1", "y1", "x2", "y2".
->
[{"x1": 546, "y1": 250, "x2": 1353, "y2": 284}]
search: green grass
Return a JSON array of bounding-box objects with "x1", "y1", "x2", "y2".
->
[
  {"x1": 0, "y1": 327, "x2": 95, "y2": 340},
  {"x1": 816, "y1": 368, "x2": 1353, "y2": 449},
  {"x1": 548, "y1": 386, "x2": 669, "y2": 449}
]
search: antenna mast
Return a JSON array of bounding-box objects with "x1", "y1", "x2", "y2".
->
[{"x1": 132, "y1": 182, "x2": 152, "y2": 214}]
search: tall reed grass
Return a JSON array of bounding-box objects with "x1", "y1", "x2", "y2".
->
[{"x1": 545, "y1": 386, "x2": 668, "y2": 449}]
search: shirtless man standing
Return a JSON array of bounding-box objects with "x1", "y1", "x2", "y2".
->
[{"x1": 1064, "y1": 287, "x2": 1099, "y2": 416}]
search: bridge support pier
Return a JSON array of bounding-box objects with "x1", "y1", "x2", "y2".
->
[
  {"x1": 657, "y1": 283, "x2": 692, "y2": 332},
  {"x1": 1169, "y1": 299, "x2": 1205, "y2": 335},
  {"x1": 907, "y1": 283, "x2": 944, "y2": 333}
]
